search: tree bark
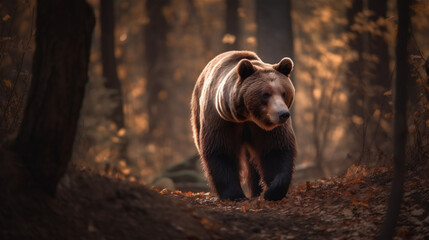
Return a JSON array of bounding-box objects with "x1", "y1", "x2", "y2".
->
[
  {"x1": 225, "y1": 0, "x2": 239, "y2": 51},
  {"x1": 100, "y1": 0, "x2": 128, "y2": 161},
  {"x1": 367, "y1": 0, "x2": 392, "y2": 153},
  {"x1": 378, "y1": 0, "x2": 410, "y2": 238},
  {"x1": 346, "y1": 0, "x2": 364, "y2": 117},
  {"x1": 256, "y1": 0, "x2": 294, "y2": 64},
  {"x1": 100, "y1": 0, "x2": 124, "y2": 128},
  {"x1": 368, "y1": 0, "x2": 390, "y2": 95},
  {"x1": 13, "y1": 0, "x2": 95, "y2": 195},
  {"x1": 144, "y1": 0, "x2": 170, "y2": 141}
]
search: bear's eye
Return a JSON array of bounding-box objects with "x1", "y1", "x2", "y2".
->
[{"x1": 262, "y1": 93, "x2": 271, "y2": 100}]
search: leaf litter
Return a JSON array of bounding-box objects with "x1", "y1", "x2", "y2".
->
[
  {"x1": 1, "y1": 165, "x2": 428, "y2": 240},
  {"x1": 165, "y1": 165, "x2": 429, "y2": 239}
]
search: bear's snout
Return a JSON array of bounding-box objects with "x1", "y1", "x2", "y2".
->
[
  {"x1": 278, "y1": 110, "x2": 290, "y2": 123},
  {"x1": 267, "y1": 95, "x2": 290, "y2": 125}
]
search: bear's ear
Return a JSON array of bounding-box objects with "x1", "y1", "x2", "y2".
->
[
  {"x1": 274, "y1": 57, "x2": 294, "y2": 77},
  {"x1": 237, "y1": 59, "x2": 255, "y2": 80}
]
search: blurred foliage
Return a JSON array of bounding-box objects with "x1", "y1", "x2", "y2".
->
[{"x1": 293, "y1": 0, "x2": 353, "y2": 175}]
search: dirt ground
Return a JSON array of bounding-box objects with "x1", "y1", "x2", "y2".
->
[{"x1": 1, "y1": 166, "x2": 428, "y2": 240}]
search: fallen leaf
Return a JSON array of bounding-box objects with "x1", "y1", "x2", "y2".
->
[{"x1": 184, "y1": 191, "x2": 193, "y2": 197}]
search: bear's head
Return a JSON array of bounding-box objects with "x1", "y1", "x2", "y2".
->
[{"x1": 235, "y1": 57, "x2": 295, "y2": 131}]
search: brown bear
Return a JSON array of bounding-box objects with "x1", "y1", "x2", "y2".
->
[{"x1": 191, "y1": 51, "x2": 296, "y2": 201}]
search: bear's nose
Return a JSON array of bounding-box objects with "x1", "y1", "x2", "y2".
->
[{"x1": 278, "y1": 110, "x2": 290, "y2": 122}]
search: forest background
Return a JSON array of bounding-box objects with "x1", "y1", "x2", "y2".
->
[{"x1": 1, "y1": 0, "x2": 428, "y2": 188}]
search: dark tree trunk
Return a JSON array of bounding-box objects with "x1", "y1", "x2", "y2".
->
[
  {"x1": 367, "y1": 0, "x2": 391, "y2": 147},
  {"x1": 256, "y1": 0, "x2": 294, "y2": 63},
  {"x1": 144, "y1": 0, "x2": 170, "y2": 140},
  {"x1": 225, "y1": 0, "x2": 239, "y2": 51},
  {"x1": 378, "y1": 0, "x2": 410, "y2": 238},
  {"x1": 100, "y1": 0, "x2": 124, "y2": 128},
  {"x1": 368, "y1": 0, "x2": 390, "y2": 95},
  {"x1": 346, "y1": 0, "x2": 364, "y2": 117},
  {"x1": 13, "y1": 0, "x2": 95, "y2": 195},
  {"x1": 100, "y1": 0, "x2": 128, "y2": 161}
]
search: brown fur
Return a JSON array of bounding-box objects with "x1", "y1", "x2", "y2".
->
[{"x1": 191, "y1": 51, "x2": 297, "y2": 201}]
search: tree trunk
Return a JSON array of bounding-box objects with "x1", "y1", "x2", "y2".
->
[
  {"x1": 367, "y1": 0, "x2": 392, "y2": 154},
  {"x1": 13, "y1": 0, "x2": 95, "y2": 195},
  {"x1": 346, "y1": 0, "x2": 364, "y2": 118},
  {"x1": 100, "y1": 0, "x2": 124, "y2": 128},
  {"x1": 225, "y1": 0, "x2": 239, "y2": 51},
  {"x1": 144, "y1": 0, "x2": 170, "y2": 141},
  {"x1": 100, "y1": 0, "x2": 128, "y2": 162},
  {"x1": 368, "y1": 0, "x2": 390, "y2": 95},
  {"x1": 378, "y1": 0, "x2": 410, "y2": 238},
  {"x1": 256, "y1": 0, "x2": 294, "y2": 63}
]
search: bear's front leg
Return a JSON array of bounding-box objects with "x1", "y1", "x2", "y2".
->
[
  {"x1": 200, "y1": 121, "x2": 246, "y2": 201},
  {"x1": 260, "y1": 149, "x2": 294, "y2": 201},
  {"x1": 202, "y1": 152, "x2": 246, "y2": 201}
]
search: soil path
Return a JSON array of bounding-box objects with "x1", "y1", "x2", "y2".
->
[{"x1": 1, "y1": 167, "x2": 428, "y2": 239}]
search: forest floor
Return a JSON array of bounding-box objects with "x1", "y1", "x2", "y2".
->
[{"x1": 1, "y1": 165, "x2": 428, "y2": 240}]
